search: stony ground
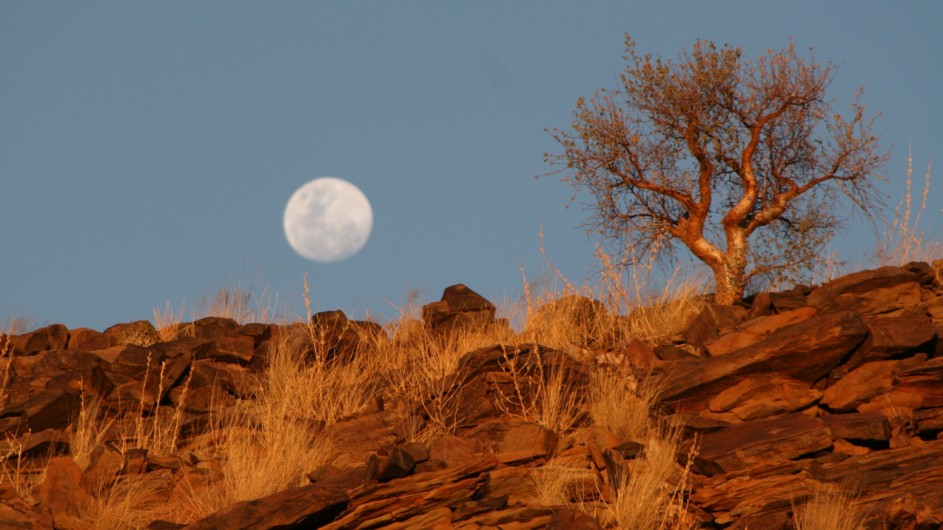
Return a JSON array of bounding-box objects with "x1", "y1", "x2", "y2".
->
[{"x1": 1, "y1": 262, "x2": 942, "y2": 529}]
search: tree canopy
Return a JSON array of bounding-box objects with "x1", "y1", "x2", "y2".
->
[{"x1": 546, "y1": 36, "x2": 888, "y2": 304}]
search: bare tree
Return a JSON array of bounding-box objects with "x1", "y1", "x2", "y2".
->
[{"x1": 546, "y1": 36, "x2": 888, "y2": 304}]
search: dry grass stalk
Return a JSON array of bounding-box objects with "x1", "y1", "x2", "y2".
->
[
  {"x1": 495, "y1": 345, "x2": 585, "y2": 434},
  {"x1": 0, "y1": 431, "x2": 35, "y2": 501},
  {"x1": 71, "y1": 390, "x2": 114, "y2": 469},
  {"x1": 876, "y1": 150, "x2": 941, "y2": 267}
]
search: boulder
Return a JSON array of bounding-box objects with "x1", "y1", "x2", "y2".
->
[
  {"x1": 4, "y1": 324, "x2": 69, "y2": 356},
  {"x1": 36, "y1": 456, "x2": 93, "y2": 529},
  {"x1": 422, "y1": 284, "x2": 496, "y2": 332},
  {"x1": 309, "y1": 310, "x2": 385, "y2": 362}
]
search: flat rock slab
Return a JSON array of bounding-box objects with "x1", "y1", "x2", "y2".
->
[
  {"x1": 697, "y1": 413, "x2": 833, "y2": 473},
  {"x1": 661, "y1": 312, "x2": 869, "y2": 412}
]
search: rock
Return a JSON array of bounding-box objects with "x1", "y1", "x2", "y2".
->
[
  {"x1": 422, "y1": 284, "x2": 496, "y2": 333},
  {"x1": 326, "y1": 410, "x2": 405, "y2": 468},
  {"x1": 703, "y1": 307, "x2": 817, "y2": 357},
  {"x1": 811, "y1": 439, "x2": 943, "y2": 525},
  {"x1": 189, "y1": 317, "x2": 240, "y2": 340},
  {"x1": 209, "y1": 334, "x2": 256, "y2": 364},
  {"x1": 708, "y1": 374, "x2": 822, "y2": 420},
  {"x1": 37, "y1": 456, "x2": 93, "y2": 529},
  {"x1": 845, "y1": 313, "x2": 937, "y2": 368},
  {"x1": 429, "y1": 435, "x2": 480, "y2": 469},
  {"x1": 660, "y1": 311, "x2": 869, "y2": 412},
  {"x1": 377, "y1": 446, "x2": 416, "y2": 482},
  {"x1": 4, "y1": 324, "x2": 69, "y2": 356},
  {"x1": 184, "y1": 471, "x2": 365, "y2": 530},
  {"x1": 696, "y1": 413, "x2": 833, "y2": 473},
  {"x1": 68, "y1": 328, "x2": 115, "y2": 351},
  {"x1": 807, "y1": 266, "x2": 919, "y2": 310},
  {"x1": 682, "y1": 303, "x2": 748, "y2": 351},
  {"x1": 81, "y1": 444, "x2": 126, "y2": 491},
  {"x1": 496, "y1": 423, "x2": 558, "y2": 465},
  {"x1": 308, "y1": 310, "x2": 386, "y2": 363},
  {"x1": 821, "y1": 411, "x2": 891, "y2": 441},
  {"x1": 820, "y1": 359, "x2": 899, "y2": 412},
  {"x1": 5, "y1": 387, "x2": 82, "y2": 433}
]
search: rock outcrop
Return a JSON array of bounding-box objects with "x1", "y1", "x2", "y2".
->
[{"x1": 0, "y1": 265, "x2": 941, "y2": 529}]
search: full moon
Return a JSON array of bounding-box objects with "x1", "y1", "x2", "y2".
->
[{"x1": 283, "y1": 177, "x2": 373, "y2": 263}]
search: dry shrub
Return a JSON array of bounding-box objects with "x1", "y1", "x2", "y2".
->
[{"x1": 793, "y1": 482, "x2": 867, "y2": 530}]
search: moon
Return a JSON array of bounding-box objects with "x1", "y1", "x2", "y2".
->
[{"x1": 283, "y1": 177, "x2": 373, "y2": 263}]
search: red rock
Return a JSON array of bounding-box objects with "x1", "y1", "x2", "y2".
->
[
  {"x1": 4, "y1": 324, "x2": 69, "y2": 356},
  {"x1": 821, "y1": 410, "x2": 891, "y2": 441},
  {"x1": 696, "y1": 413, "x2": 833, "y2": 473},
  {"x1": 209, "y1": 334, "x2": 256, "y2": 364},
  {"x1": 422, "y1": 284, "x2": 496, "y2": 332},
  {"x1": 845, "y1": 313, "x2": 937, "y2": 368},
  {"x1": 704, "y1": 307, "x2": 817, "y2": 357},
  {"x1": 821, "y1": 360, "x2": 899, "y2": 412},
  {"x1": 496, "y1": 423, "x2": 558, "y2": 465},
  {"x1": 189, "y1": 317, "x2": 240, "y2": 340},
  {"x1": 811, "y1": 439, "x2": 943, "y2": 525},
  {"x1": 807, "y1": 266, "x2": 919, "y2": 310},
  {"x1": 682, "y1": 303, "x2": 748, "y2": 350},
  {"x1": 68, "y1": 328, "x2": 114, "y2": 351},
  {"x1": 708, "y1": 374, "x2": 821, "y2": 420},
  {"x1": 37, "y1": 456, "x2": 93, "y2": 529},
  {"x1": 660, "y1": 312, "x2": 868, "y2": 412},
  {"x1": 429, "y1": 435, "x2": 480, "y2": 469}
]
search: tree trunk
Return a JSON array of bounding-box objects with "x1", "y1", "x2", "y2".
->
[{"x1": 713, "y1": 248, "x2": 748, "y2": 305}]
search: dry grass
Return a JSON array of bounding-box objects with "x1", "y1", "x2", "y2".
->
[
  {"x1": 85, "y1": 475, "x2": 167, "y2": 530},
  {"x1": 154, "y1": 283, "x2": 282, "y2": 341},
  {"x1": 532, "y1": 461, "x2": 594, "y2": 506},
  {"x1": 793, "y1": 483, "x2": 867, "y2": 530},
  {"x1": 518, "y1": 243, "x2": 707, "y2": 357},
  {"x1": 602, "y1": 422, "x2": 697, "y2": 530},
  {"x1": 875, "y1": 150, "x2": 942, "y2": 268},
  {"x1": 495, "y1": 344, "x2": 586, "y2": 434},
  {"x1": 588, "y1": 368, "x2": 660, "y2": 443},
  {"x1": 71, "y1": 391, "x2": 114, "y2": 470},
  {"x1": 110, "y1": 353, "x2": 191, "y2": 457}
]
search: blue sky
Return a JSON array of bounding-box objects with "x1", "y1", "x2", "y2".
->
[{"x1": 2, "y1": 2, "x2": 941, "y2": 330}]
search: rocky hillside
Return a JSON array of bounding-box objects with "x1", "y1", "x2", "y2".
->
[{"x1": 1, "y1": 262, "x2": 942, "y2": 529}]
